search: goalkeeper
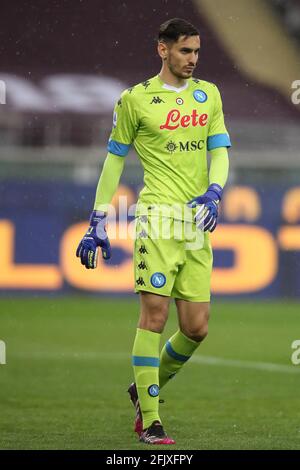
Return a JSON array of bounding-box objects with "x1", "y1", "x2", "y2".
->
[{"x1": 76, "y1": 18, "x2": 231, "y2": 445}]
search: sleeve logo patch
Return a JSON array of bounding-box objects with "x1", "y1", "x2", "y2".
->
[{"x1": 113, "y1": 111, "x2": 118, "y2": 128}]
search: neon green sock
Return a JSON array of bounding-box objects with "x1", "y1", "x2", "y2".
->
[
  {"x1": 132, "y1": 328, "x2": 161, "y2": 430},
  {"x1": 159, "y1": 330, "x2": 200, "y2": 389}
]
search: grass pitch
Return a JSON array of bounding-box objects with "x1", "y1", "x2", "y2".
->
[{"x1": 0, "y1": 297, "x2": 299, "y2": 450}]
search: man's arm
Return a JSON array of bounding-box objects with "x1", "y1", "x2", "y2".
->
[
  {"x1": 209, "y1": 146, "x2": 229, "y2": 188},
  {"x1": 94, "y1": 152, "x2": 125, "y2": 213},
  {"x1": 76, "y1": 88, "x2": 138, "y2": 269},
  {"x1": 188, "y1": 84, "x2": 231, "y2": 232},
  {"x1": 76, "y1": 152, "x2": 125, "y2": 268}
]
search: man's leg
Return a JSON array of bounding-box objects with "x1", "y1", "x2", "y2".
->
[
  {"x1": 159, "y1": 300, "x2": 210, "y2": 388},
  {"x1": 132, "y1": 291, "x2": 170, "y2": 429}
]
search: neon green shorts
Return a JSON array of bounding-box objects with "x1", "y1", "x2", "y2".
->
[{"x1": 134, "y1": 215, "x2": 213, "y2": 302}]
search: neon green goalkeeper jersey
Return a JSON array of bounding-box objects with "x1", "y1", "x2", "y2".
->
[{"x1": 107, "y1": 74, "x2": 231, "y2": 219}]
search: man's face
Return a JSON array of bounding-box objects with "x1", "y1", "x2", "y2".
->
[{"x1": 163, "y1": 35, "x2": 200, "y2": 79}]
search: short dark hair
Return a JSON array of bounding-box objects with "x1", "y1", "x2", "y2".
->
[{"x1": 158, "y1": 18, "x2": 199, "y2": 43}]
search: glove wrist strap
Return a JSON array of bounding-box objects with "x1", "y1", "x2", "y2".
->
[
  {"x1": 207, "y1": 183, "x2": 223, "y2": 201},
  {"x1": 89, "y1": 210, "x2": 107, "y2": 226}
]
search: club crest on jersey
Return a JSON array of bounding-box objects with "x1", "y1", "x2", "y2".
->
[
  {"x1": 176, "y1": 97, "x2": 184, "y2": 105},
  {"x1": 193, "y1": 90, "x2": 207, "y2": 103},
  {"x1": 151, "y1": 272, "x2": 166, "y2": 288}
]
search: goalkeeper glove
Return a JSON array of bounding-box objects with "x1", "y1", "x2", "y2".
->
[
  {"x1": 187, "y1": 183, "x2": 223, "y2": 233},
  {"x1": 76, "y1": 210, "x2": 111, "y2": 269}
]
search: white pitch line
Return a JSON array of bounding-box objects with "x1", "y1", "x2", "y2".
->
[
  {"x1": 191, "y1": 355, "x2": 300, "y2": 374},
  {"x1": 9, "y1": 351, "x2": 300, "y2": 374}
]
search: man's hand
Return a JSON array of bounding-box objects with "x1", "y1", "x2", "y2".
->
[
  {"x1": 76, "y1": 211, "x2": 111, "y2": 269},
  {"x1": 187, "y1": 183, "x2": 223, "y2": 233}
]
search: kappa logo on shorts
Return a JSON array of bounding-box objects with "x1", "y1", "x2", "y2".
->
[
  {"x1": 139, "y1": 245, "x2": 148, "y2": 254},
  {"x1": 150, "y1": 272, "x2": 166, "y2": 288},
  {"x1": 138, "y1": 229, "x2": 148, "y2": 239},
  {"x1": 138, "y1": 261, "x2": 147, "y2": 270},
  {"x1": 136, "y1": 277, "x2": 146, "y2": 286}
]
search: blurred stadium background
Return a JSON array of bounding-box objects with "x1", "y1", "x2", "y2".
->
[{"x1": 0, "y1": 0, "x2": 299, "y2": 450}]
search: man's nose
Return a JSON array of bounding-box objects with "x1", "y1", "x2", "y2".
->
[{"x1": 189, "y1": 53, "x2": 198, "y2": 65}]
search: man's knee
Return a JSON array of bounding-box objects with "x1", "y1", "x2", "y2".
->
[
  {"x1": 139, "y1": 292, "x2": 169, "y2": 332},
  {"x1": 181, "y1": 307, "x2": 210, "y2": 342},
  {"x1": 139, "y1": 311, "x2": 168, "y2": 333},
  {"x1": 182, "y1": 324, "x2": 209, "y2": 343},
  {"x1": 178, "y1": 302, "x2": 210, "y2": 342}
]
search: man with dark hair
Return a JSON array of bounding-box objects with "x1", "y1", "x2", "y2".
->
[
  {"x1": 158, "y1": 17, "x2": 199, "y2": 43},
  {"x1": 76, "y1": 18, "x2": 231, "y2": 445}
]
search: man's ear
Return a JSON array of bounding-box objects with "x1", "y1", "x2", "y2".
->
[{"x1": 157, "y1": 41, "x2": 168, "y2": 60}]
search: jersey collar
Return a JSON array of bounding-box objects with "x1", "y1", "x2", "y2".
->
[{"x1": 157, "y1": 75, "x2": 189, "y2": 93}]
